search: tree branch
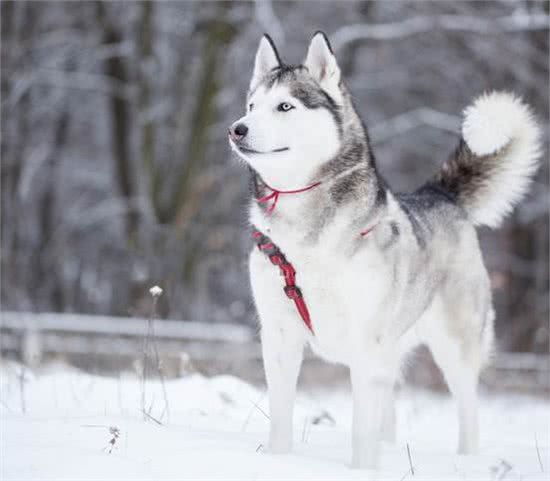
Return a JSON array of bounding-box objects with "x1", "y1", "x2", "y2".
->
[
  {"x1": 369, "y1": 108, "x2": 460, "y2": 144},
  {"x1": 254, "y1": 0, "x2": 285, "y2": 47},
  {"x1": 5, "y1": 68, "x2": 135, "y2": 106},
  {"x1": 331, "y1": 12, "x2": 550, "y2": 51}
]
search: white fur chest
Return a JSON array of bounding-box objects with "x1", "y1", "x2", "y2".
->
[{"x1": 249, "y1": 205, "x2": 392, "y2": 366}]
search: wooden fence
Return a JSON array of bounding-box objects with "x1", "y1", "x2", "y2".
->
[{"x1": 1, "y1": 311, "x2": 548, "y2": 393}]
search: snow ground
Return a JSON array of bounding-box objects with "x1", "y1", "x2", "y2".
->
[{"x1": 1, "y1": 361, "x2": 548, "y2": 481}]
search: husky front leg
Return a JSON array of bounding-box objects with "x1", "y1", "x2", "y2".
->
[
  {"x1": 260, "y1": 323, "x2": 304, "y2": 453},
  {"x1": 350, "y1": 355, "x2": 398, "y2": 469},
  {"x1": 381, "y1": 393, "x2": 396, "y2": 443}
]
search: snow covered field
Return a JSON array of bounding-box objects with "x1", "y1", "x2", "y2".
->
[{"x1": 1, "y1": 361, "x2": 548, "y2": 481}]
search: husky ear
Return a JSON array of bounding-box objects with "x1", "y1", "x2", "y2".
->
[
  {"x1": 250, "y1": 34, "x2": 281, "y2": 92},
  {"x1": 304, "y1": 32, "x2": 341, "y2": 98}
]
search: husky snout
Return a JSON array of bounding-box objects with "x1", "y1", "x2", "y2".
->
[{"x1": 228, "y1": 122, "x2": 248, "y2": 142}]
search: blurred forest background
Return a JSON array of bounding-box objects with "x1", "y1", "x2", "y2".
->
[{"x1": 1, "y1": 0, "x2": 548, "y2": 354}]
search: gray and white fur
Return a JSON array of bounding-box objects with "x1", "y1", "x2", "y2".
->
[{"x1": 228, "y1": 32, "x2": 541, "y2": 470}]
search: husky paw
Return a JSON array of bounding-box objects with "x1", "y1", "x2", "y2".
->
[
  {"x1": 267, "y1": 439, "x2": 292, "y2": 454},
  {"x1": 457, "y1": 445, "x2": 478, "y2": 456},
  {"x1": 351, "y1": 452, "x2": 379, "y2": 471}
]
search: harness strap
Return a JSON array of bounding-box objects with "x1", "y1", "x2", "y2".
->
[
  {"x1": 252, "y1": 224, "x2": 377, "y2": 335},
  {"x1": 252, "y1": 229, "x2": 314, "y2": 334}
]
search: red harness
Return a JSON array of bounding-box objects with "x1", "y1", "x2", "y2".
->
[
  {"x1": 252, "y1": 229, "x2": 314, "y2": 333},
  {"x1": 253, "y1": 180, "x2": 376, "y2": 335},
  {"x1": 256, "y1": 180, "x2": 322, "y2": 215}
]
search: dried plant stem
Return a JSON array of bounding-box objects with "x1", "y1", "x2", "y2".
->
[
  {"x1": 140, "y1": 288, "x2": 170, "y2": 423},
  {"x1": 406, "y1": 442, "x2": 415, "y2": 476},
  {"x1": 148, "y1": 295, "x2": 170, "y2": 421},
  {"x1": 535, "y1": 432, "x2": 545, "y2": 472},
  {"x1": 141, "y1": 408, "x2": 163, "y2": 425},
  {"x1": 241, "y1": 389, "x2": 266, "y2": 432},
  {"x1": 140, "y1": 319, "x2": 149, "y2": 420},
  {"x1": 17, "y1": 367, "x2": 27, "y2": 414}
]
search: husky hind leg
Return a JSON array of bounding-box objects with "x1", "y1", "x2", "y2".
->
[
  {"x1": 381, "y1": 392, "x2": 396, "y2": 443},
  {"x1": 430, "y1": 337, "x2": 480, "y2": 454},
  {"x1": 427, "y1": 304, "x2": 494, "y2": 454}
]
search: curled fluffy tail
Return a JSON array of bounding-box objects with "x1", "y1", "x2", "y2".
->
[{"x1": 438, "y1": 91, "x2": 542, "y2": 228}]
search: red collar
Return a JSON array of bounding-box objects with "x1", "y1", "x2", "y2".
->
[
  {"x1": 256, "y1": 180, "x2": 322, "y2": 215},
  {"x1": 252, "y1": 224, "x2": 377, "y2": 335}
]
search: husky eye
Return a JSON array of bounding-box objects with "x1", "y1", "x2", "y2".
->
[
  {"x1": 248, "y1": 103, "x2": 254, "y2": 112},
  {"x1": 277, "y1": 102, "x2": 294, "y2": 112}
]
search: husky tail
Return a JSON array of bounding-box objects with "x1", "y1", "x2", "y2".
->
[{"x1": 437, "y1": 91, "x2": 542, "y2": 228}]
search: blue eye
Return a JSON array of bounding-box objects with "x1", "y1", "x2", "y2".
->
[{"x1": 277, "y1": 102, "x2": 294, "y2": 112}]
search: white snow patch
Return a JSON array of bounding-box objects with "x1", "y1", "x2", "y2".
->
[{"x1": 0, "y1": 362, "x2": 548, "y2": 480}]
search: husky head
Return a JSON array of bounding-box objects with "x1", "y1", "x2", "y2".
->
[{"x1": 229, "y1": 32, "x2": 350, "y2": 188}]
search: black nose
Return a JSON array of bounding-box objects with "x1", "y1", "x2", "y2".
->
[{"x1": 230, "y1": 123, "x2": 248, "y2": 141}]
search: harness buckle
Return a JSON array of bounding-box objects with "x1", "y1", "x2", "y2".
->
[
  {"x1": 279, "y1": 263, "x2": 295, "y2": 283},
  {"x1": 258, "y1": 243, "x2": 277, "y2": 256},
  {"x1": 284, "y1": 285, "x2": 302, "y2": 300},
  {"x1": 269, "y1": 255, "x2": 283, "y2": 266}
]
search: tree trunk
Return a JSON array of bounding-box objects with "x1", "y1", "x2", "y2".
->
[{"x1": 96, "y1": 1, "x2": 139, "y2": 244}]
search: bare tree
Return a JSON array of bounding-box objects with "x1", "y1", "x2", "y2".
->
[{"x1": 1, "y1": 1, "x2": 547, "y2": 352}]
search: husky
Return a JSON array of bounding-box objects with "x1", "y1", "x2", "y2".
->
[{"x1": 228, "y1": 32, "x2": 541, "y2": 469}]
